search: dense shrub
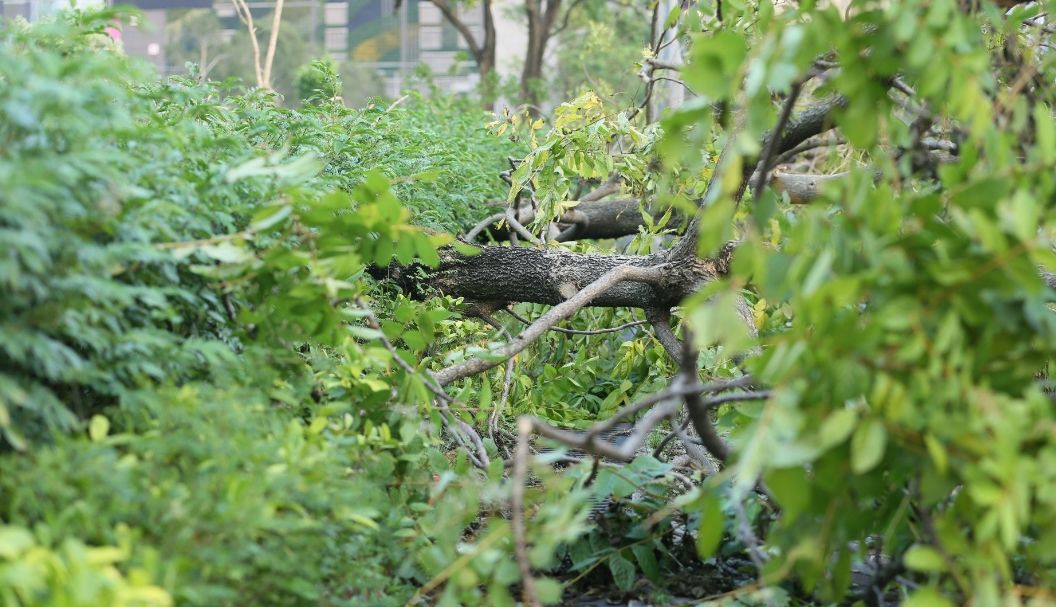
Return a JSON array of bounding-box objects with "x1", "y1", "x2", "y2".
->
[
  {"x1": 0, "y1": 12, "x2": 517, "y2": 447},
  {"x1": 0, "y1": 12, "x2": 501, "y2": 605}
]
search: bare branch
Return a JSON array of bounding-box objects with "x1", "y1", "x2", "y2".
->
[
  {"x1": 581, "y1": 176, "x2": 622, "y2": 202},
  {"x1": 465, "y1": 212, "x2": 507, "y2": 242},
  {"x1": 550, "y1": 0, "x2": 587, "y2": 36},
  {"x1": 512, "y1": 419, "x2": 541, "y2": 607},
  {"x1": 231, "y1": 0, "x2": 264, "y2": 88},
  {"x1": 771, "y1": 171, "x2": 850, "y2": 204},
  {"x1": 680, "y1": 328, "x2": 729, "y2": 464},
  {"x1": 433, "y1": 264, "x2": 665, "y2": 386},
  {"x1": 505, "y1": 209, "x2": 543, "y2": 245},
  {"x1": 646, "y1": 58, "x2": 683, "y2": 71},
  {"x1": 750, "y1": 80, "x2": 805, "y2": 201},
  {"x1": 772, "y1": 134, "x2": 847, "y2": 166},
  {"x1": 428, "y1": 0, "x2": 484, "y2": 60},
  {"x1": 673, "y1": 419, "x2": 719, "y2": 474},
  {"x1": 261, "y1": 0, "x2": 285, "y2": 89},
  {"x1": 645, "y1": 307, "x2": 683, "y2": 364},
  {"x1": 503, "y1": 307, "x2": 647, "y2": 336},
  {"x1": 523, "y1": 376, "x2": 754, "y2": 461}
]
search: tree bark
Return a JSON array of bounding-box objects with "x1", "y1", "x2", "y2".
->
[{"x1": 389, "y1": 245, "x2": 729, "y2": 311}]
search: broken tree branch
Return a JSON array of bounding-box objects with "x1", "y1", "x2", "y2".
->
[
  {"x1": 523, "y1": 375, "x2": 754, "y2": 461},
  {"x1": 503, "y1": 307, "x2": 648, "y2": 336},
  {"x1": 433, "y1": 264, "x2": 665, "y2": 385}
]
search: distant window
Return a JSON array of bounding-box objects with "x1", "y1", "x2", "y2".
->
[
  {"x1": 418, "y1": 2, "x2": 440, "y2": 24},
  {"x1": 419, "y1": 25, "x2": 441, "y2": 50},
  {"x1": 325, "y1": 2, "x2": 347, "y2": 25},
  {"x1": 421, "y1": 51, "x2": 454, "y2": 72},
  {"x1": 215, "y1": 4, "x2": 235, "y2": 17},
  {"x1": 325, "y1": 27, "x2": 348, "y2": 51},
  {"x1": 457, "y1": 3, "x2": 481, "y2": 25}
]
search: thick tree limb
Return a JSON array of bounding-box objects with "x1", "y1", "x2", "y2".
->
[
  {"x1": 405, "y1": 245, "x2": 726, "y2": 311},
  {"x1": 470, "y1": 199, "x2": 644, "y2": 243},
  {"x1": 771, "y1": 171, "x2": 851, "y2": 203}
]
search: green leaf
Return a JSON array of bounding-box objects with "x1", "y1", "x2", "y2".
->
[
  {"x1": 607, "y1": 552, "x2": 636, "y2": 591},
  {"x1": 534, "y1": 577, "x2": 564, "y2": 605},
  {"x1": 630, "y1": 544, "x2": 660, "y2": 583},
  {"x1": 903, "y1": 586, "x2": 954, "y2": 607},
  {"x1": 200, "y1": 242, "x2": 253, "y2": 264},
  {"x1": 685, "y1": 31, "x2": 748, "y2": 100},
  {"x1": 903, "y1": 545, "x2": 946, "y2": 572},
  {"x1": 850, "y1": 418, "x2": 887, "y2": 474},
  {"x1": 89, "y1": 415, "x2": 110, "y2": 442},
  {"x1": 250, "y1": 204, "x2": 293, "y2": 232},
  {"x1": 0, "y1": 526, "x2": 34, "y2": 559},
  {"x1": 818, "y1": 408, "x2": 858, "y2": 449},
  {"x1": 694, "y1": 491, "x2": 724, "y2": 560},
  {"x1": 764, "y1": 467, "x2": 810, "y2": 521}
]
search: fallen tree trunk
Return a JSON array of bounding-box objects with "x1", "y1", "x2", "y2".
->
[
  {"x1": 473, "y1": 199, "x2": 646, "y2": 243},
  {"x1": 388, "y1": 244, "x2": 730, "y2": 310},
  {"x1": 553, "y1": 199, "x2": 645, "y2": 241}
]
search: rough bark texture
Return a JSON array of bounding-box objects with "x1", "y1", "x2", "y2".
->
[
  {"x1": 556, "y1": 199, "x2": 646, "y2": 241},
  {"x1": 475, "y1": 199, "x2": 648, "y2": 243},
  {"x1": 402, "y1": 245, "x2": 727, "y2": 310}
]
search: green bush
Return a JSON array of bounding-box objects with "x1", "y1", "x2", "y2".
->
[
  {"x1": 1, "y1": 384, "x2": 440, "y2": 605},
  {"x1": 0, "y1": 524, "x2": 171, "y2": 607},
  {"x1": 0, "y1": 12, "x2": 498, "y2": 604},
  {"x1": 295, "y1": 57, "x2": 342, "y2": 103},
  {"x1": 0, "y1": 12, "x2": 517, "y2": 447}
]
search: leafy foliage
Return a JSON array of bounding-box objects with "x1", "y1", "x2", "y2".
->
[
  {"x1": 0, "y1": 12, "x2": 509, "y2": 605},
  {"x1": 5, "y1": 1, "x2": 1056, "y2": 605},
  {"x1": 660, "y1": 0, "x2": 1056, "y2": 601}
]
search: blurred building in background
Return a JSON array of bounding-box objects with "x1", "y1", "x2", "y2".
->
[{"x1": 0, "y1": 0, "x2": 526, "y2": 100}]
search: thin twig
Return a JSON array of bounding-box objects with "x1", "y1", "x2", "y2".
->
[
  {"x1": 749, "y1": 80, "x2": 805, "y2": 201},
  {"x1": 433, "y1": 264, "x2": 665, "y2": 386},
  {"x1": 513, "y1": 419, "x2": 542, "y2": 607},
  {"x1": 356, "y1": 299, "x2": 490, "y2": 468},
  {"x1": 504, "y1": 307, "x2": 647, "y2": 336},
  {"x1": 524, "y1": 376, "x2": 754, "y2": 461}
]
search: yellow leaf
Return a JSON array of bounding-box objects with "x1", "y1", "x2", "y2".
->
[{"x1": 89, "y1": 415, "x2": 110, "y2": 442}]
